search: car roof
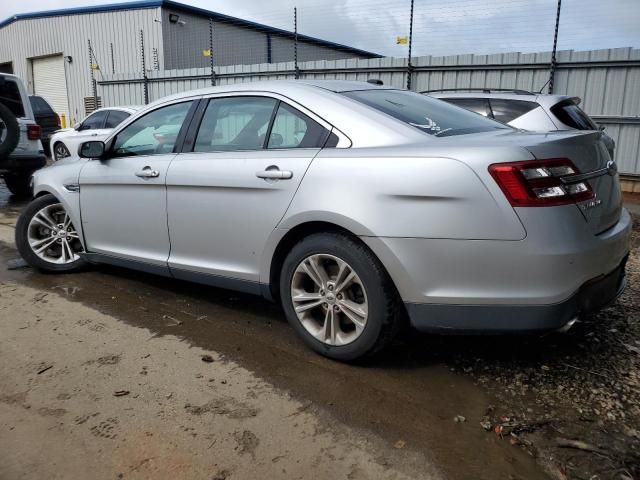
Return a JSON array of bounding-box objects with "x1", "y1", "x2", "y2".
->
[
  {"x1": 151, "y1": 79, "x2": 393, "y2": 104},
  {"x1": 92, "y1": 105, "x2": 141, "y2": 114}
]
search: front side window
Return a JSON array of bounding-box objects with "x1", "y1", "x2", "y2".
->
[
  {"x1": 0, "y1": 79, "x2": 25, "y2": 117},
  {"x1": 489, "y1": 99, "x2": 538, "y2": 124},
  {"x1": 80, "y1": 111, "x2": 107, "y2": 130},
  {"x1": 344, "y1": 90, "x2": 508, "y2": 137},
  {"x1": 550, "y1": 99, "x2": 597, "y2": 130},
  {"x1": 194, "y1": 96, "x2": 277, "y2": 152},
  {"x1": 112, "y1": 101, "x2": 193, "y2": 157},
  {"x1": 267, "y1": 103, "x2": 330, "y2": 149},
  {"x1": 105, "y1": 110, "x2": 131, "y2": 129}
]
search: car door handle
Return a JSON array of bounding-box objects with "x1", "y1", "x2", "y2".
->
[
  {"x1": 256, "y1": 168, "x2": 293, "y2": 180},
  {"x1": 135, "y1": 167, "x2": 160, "y2": 178}
]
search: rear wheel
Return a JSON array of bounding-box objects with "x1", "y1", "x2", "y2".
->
[
  {"x1": 53, "y1": 142, "x2": 70, "y2": 161},
  {"x1": 15, "y1": 194, "x2": 86, "y2": 272},
  {"x1": 4, "y1": 173, "x2": 33, "y2": 198},
  {"x1": 280, "y1": 232, "x2": 401, "y2": 361}
]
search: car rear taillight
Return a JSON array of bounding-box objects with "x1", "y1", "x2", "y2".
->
[
  {"x1": 27, "y1": 124, "x2": 41, "y2": 140},
  {"x1": 489, "y1": 158, "x2": 594, "y2": 207}
]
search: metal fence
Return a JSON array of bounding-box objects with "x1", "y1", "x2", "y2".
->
[{"x1": 98, "y1": 47, "x2": 640, "y2": 176}]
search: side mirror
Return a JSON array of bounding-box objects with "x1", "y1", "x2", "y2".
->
[
  {"x1": 73, "y1": 122, "x2": 81, "y2": 131},
  {"x1": 78, "y1": 140, "x2": 106, "y2": 159}
]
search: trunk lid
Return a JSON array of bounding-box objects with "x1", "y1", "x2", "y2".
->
[{"x1": 521, "y1": 130, "x2": 622, "y2": 234}]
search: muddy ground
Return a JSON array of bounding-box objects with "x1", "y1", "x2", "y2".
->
[{"x1": 0, "y1": 184, "x2": 639, "y2": 480}]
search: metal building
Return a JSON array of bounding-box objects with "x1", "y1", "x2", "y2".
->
[{"x1": 0, "y1": 0, "x2": 379, "y2": 126}]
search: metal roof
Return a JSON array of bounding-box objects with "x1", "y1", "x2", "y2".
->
[{"x1": 0, "y1": 0, "x2": 381, "y2": 58}]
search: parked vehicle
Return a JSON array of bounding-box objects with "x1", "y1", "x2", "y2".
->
[
  {"x1": 0, "y1": 73, "x2": 45, "y2": 197},
  {"x1": 29, "y1": 95, "x2": 60, "y2": 157},
  {"x1": 425, "y1": 89, "x2": 616, "y2": 158},
  {"x1": 16, "y1": 81, "x2": 630, "y2": 361},
  {"x1": 50, "y1": 106, "x2": 138, "y2": 161}
]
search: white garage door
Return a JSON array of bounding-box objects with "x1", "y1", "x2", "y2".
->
[{"x1": 32, "y1": 55, "x2": 69, "y2": 122}]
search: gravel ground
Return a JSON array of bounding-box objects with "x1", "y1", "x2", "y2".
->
[{"x1": 424, "y1": 214, "x2": 640, "y2": 479}]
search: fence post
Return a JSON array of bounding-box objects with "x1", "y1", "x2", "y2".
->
[
  {"x1": 88, "y1": 39, "x2": 98, "y2": 113},
  {"x1": 294, "y1": 7, "x2": 300, "y2": 79},
  {"x1": 548, "y1": 0, "x2": 562, "y2": 93},
  {"x1": 110, "y1": 42, "x2": 115, "y2": 75},
  {"x1": 209, "y1": 17, "x2": 216, "y2": 86},
  {"x1": 406, "y1": 0, "x2": 415, "y2": 90},
  {"x1": 140, "y1": 29, "x2": 149, "y2": 105}
]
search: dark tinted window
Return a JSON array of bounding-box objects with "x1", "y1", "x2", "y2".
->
[
  {"x1": 0, "y1": 78, "x2": 25, "y2": 117},
  {"x1": 113, "y1": 101, "x2": 193, "y2": 157},
  {"x1": 267, "y1": 103, "x2": 330, "y2": 149},
  {"x1": 80, "y1": 111, "x2": 107, "y2": 130},
  {"x1": 105, "y1": 110, "x2": 131, "y2": 128},
  {"x1": 550, "y1": 99, "x2": 597, "y2": 130},
  {"x1": 489, "y1": 99, "x2": 538, "y2": 123},
  {"x1": 343, "y1": 90, "x2": 508, "y2": 137},
  {"x1": 30, "y1": 96, "x2": 55, "y2": 115},
  {"x1": 194, "y1": 96, "x2": 277, "y2": 152},
  {"x1": 442, "y1": 98, "x2": 491, "y2": 118}
]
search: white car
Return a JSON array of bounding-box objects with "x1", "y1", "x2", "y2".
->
[{"x1": 50, "y1": 106, "x2": 139, "y2": 161}]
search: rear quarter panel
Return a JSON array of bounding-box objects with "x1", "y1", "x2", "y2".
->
[{"x1": 278, "y1": 147, "x2": 527, "y2": 240}]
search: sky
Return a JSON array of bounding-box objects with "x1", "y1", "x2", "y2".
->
[{"x1": 1, "y1": 0, "x2": 639, "y2": 57}]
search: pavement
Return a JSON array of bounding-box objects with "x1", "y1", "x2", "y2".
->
[{"x1": 1, "y1": 183, "x2": 639, "y2": 480}]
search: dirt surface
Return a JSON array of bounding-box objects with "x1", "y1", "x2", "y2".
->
[{"x1": 1, "y1": 183, "x2": 639, "y2": 479}]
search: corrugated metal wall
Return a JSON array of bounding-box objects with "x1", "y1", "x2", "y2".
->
[
  {"x1": 161, "y1": 8, "x2": 359, "y2": 70},
  {"x1": 98, "y1": 47, "x2": 640, "y2": 175},
  {"x1": 0, "y1": 7, "x2": 163, "y2": 125}
]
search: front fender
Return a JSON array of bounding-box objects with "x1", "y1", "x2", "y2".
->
[{"x1": 32, "y1": 164, "x2": 85, "y2": 250}]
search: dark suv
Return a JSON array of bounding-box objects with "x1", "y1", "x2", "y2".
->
[{"x1": 29, "y1": 95, "x2": 60, "y2": 157}]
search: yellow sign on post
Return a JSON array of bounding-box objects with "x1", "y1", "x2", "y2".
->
[
  {"x1": 396, "y1": 36, "x2": 408, "y2": 45},
  {"x1": 91, "y1": 63, "x2": 99, "y2": 70},
  {"x1": 202, "y1": 49, "x2": 212, "y2": 57}
]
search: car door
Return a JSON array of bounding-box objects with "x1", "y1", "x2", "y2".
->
[
  {"x1": 166, "y1": 95, "x2": 333, "y2": 288},
  {"x1": 79, "y1": 100, "x2": 196, "y2": 267}
]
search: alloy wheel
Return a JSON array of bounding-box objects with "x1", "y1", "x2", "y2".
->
[
  {"x1": 290, "y1": 254, "x2": 368, "y2": 346},
  {"x1": 54, "y1": 143, "x2": 70, "y2": 161},
  {"x1": 27, "y1": 203, "x2": 82, "y2": 264}
]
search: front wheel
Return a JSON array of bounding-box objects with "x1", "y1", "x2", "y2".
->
[
  {"x1": 15, "y1": 194, "x2": 87, "y2": 272},
  {"x1": 280, "y1": 232, "x2": 402, "y2": 362},
  {"x1": 53, "y1": 142, "x2": 70, "y2": 161}
]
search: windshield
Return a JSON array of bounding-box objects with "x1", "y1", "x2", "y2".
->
[{"x1": 342, "y1": 89, "x2": 509, "y2": 137}]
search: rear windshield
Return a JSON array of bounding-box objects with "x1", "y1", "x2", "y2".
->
[
  {"x1": 342, "y1": 89, "x2": 509, "y2": 137},
  {"x1": 30, "y1": 96, "x2": 55, "y2": 115},
  {"x1": 0, "y1": 78, "x2": 25, "y2": 118},
  {"x1": 551, "y1": 99, "x2": 597, "y2": 130}
]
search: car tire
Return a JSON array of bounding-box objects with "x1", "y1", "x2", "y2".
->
[
  {"x1": 0, "y1": 101, "x2": 20, "y2": 157},
  {"x1": 15, "y1": 194, "x2": 87, "y2": 273},
  {"x1": 53, "y1": 142, "x2": 70, "y2": 161},
  {"x1": 4, "y1": 173, "x2": 33, "y2": 198},
  {"x1": 280, "y1": 232, "x2": 402, "y2": 362}
]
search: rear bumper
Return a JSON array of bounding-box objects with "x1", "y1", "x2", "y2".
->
[
  {"x1": 0, "y1": 153, "x2": 47, "y2": 174},
  {"x1": 361, "y1": 206, "x2": 632, "y2": 333},
  {"x1": 405, "y1": 256, "x2": 627, "y2": 333}
]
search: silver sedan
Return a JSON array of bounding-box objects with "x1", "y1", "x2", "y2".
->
[{"x1": 15, "y1": 80, "x2": 631, "y2": 361}]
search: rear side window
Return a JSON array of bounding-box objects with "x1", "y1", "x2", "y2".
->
[
  {"x1": 0, "y1": 78, "x2": 25, "y2": 117},
  {"x1": 267, "y1": 103, "x2": 330, "y2": 149},
  {"x1": 30, "y1": 96, "x2": 55, "y2": 116},
  {"x1": 194, "y1": 96, "x2": 277, "y2": 152},
  {"x1": 344, "y1": 90, "x2": 508, "y2": 137},
  {"x1": 80, "y1": 111, "x2": 107, "y2": 130},
  {"x1": 489, "y1": 99, "x2": 538, "y2": 124},
  {"x1": 442, "y1": 98, "x2": 491, "y2": 118},
  {"x1": 550, "y1": 99, "x2": 597, "y2": 130},
  {"x1": 105, "y1": 110, "x2": 131, "y2": 128}
]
